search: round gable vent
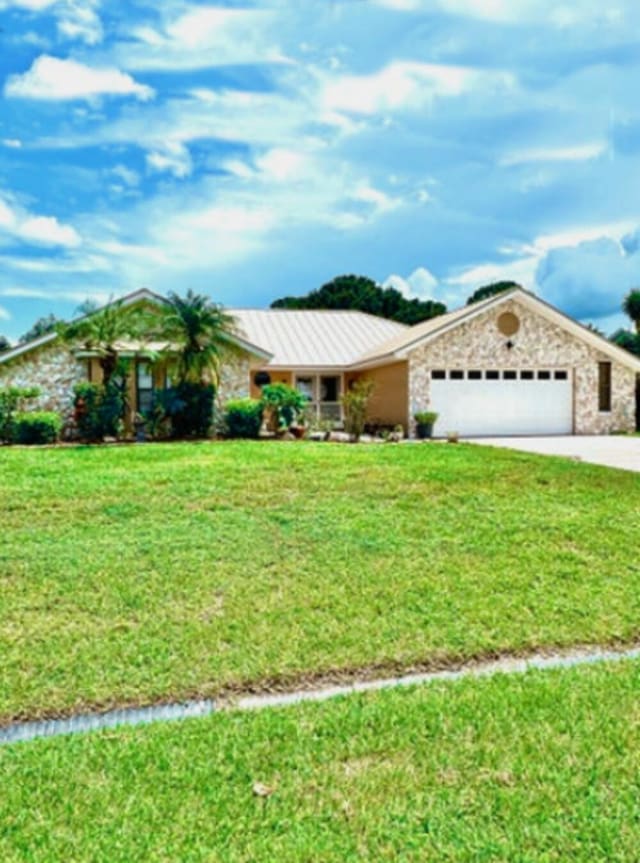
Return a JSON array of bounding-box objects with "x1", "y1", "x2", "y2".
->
[{"x1": 497, "y1": 311, "x2": 520, "y2": 337}]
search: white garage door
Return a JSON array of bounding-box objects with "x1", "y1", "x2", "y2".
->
[{"x1": 430, "y1": 368, "x2": 573, "y2": 437}]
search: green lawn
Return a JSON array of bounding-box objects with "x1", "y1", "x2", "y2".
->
[
  {"x1": 1, "y1": 659, "x2": 640, "y2": 861},
  {"x1": 1, "y1": 440, "x2": 639, "y2": 723}
]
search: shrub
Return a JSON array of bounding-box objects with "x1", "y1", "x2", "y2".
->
[
  {"x1": 342, "y1": 379, "x2": 375, "y2": 442},
  {"x1": 260, "y1": 383, "x2": 307, "y2": 430},
  {"x1": 224, "y1": 398, "x2": 263, "y2": 438},
  {"x1": 73, "y1": 379, "x2": 126, "y2": 442},
  {"x1": 414, "y1": 411, "x2": 439, "y2": 425},
  {"x1": 0, "y1": 386, "x2": 40, "y2": 443},
  {"x1": 12, "y1": 411, "x2": 62, "y2": 445},
  {"x1": 151, "y1": 382, "x2": 216, "y2": 439}
]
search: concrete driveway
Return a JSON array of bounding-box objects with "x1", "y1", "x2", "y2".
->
[{"x1": 471, "y1": 435, "x2": 640, "y2": 473}]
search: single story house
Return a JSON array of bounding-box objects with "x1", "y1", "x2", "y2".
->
[{"x1": 1, "y1": 286, "x2": 639, "y2": 436}]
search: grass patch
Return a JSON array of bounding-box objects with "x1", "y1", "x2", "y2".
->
[
  {"x1": 1, "y1": 440, "x2": 640, "y2": 721},
  {"x1": 1, "y1": 659, "x2": 640, "y2": 861}
]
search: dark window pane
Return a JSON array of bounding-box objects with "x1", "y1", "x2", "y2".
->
[
  {"x1": 520, "y1": 370, "x2": 534, "y2": 380},
  {"x1": 503, "y1": 370, "x2": 517, "y2": 380},
  {"x1": 598, "y1": 362, "x2": 612, "y2": 411},
  {"x1": 486, "y1": 370, "x2": 500, "y2": 380},
  {"x1": 320, "y1": 376, "x2": 340, "y2": 402},
  {"x1": 537, "y1": 370, "x2": 551, "y2": 380},
  {"x1": 468, "y1": 370, "x2": 482, "y2": 380},
  {"x1": 431, "y1": 369, "x2": 446, "y2": 379},
  {"x1": 555, "y1": 370, "x2": 568, "y2": 380},
  {"x1": 450, "y1": 370, "x2": 464, "y2": 380}
]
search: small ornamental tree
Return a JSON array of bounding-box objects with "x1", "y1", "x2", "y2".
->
[
  {"x1": 341, "y1": 379, "x2": 375, "y2": 442},
  {"x1": 260, "y1": 383, "x2": 307, "y2": 431}
]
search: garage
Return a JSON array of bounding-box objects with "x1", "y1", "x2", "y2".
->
[{"x1": 429, "y1": 368, "x2": 573, "y2": 437}]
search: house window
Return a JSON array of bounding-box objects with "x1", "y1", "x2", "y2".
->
[
  {"x1": 520, "y1": 370, "x2": 534, "y2": 380},
  {"x1": 503, "y1": 370, "x2": 517, "y2": 380},
  {"x1": 137, "y1": 361, "x2": 154, "y2": 415},
  {"x1": 295, "y1": 374, "x2": 342, "y2": 422},
  {"x1": 598, "y1": 362, "x2": 612, "y2": 412},
  {"x1": 554, "y1": 370, "x2": 568, "y2": 380},
  {"x1": 537, "y1": 370, "x2": 551, "y2": 380},
  {"x1": 485, "y1": 370, "x2": 500, "y2": 380},
  {"x1": 449, "y1": 370, "x2": 464, "y2": 380},
  {"x1": 431, "y1": 369, "x2": 446, "y2": 379},
  {"x1": 468, "y1": 370, "x2": 482, "y2": 380}
]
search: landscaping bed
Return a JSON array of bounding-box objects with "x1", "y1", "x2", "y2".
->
[{"x1": 1, "y1": 440, "x2": 640, "y2": 722}]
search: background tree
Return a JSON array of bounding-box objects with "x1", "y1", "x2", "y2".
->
[
  {"x1": 19, "y1": 313, "x2": 61, "y2": 343},
  {"x1": 610, "y1": 328, "x2": 640, "y2": 356},
  {"x1": 0, "y1": 335, "x2": 10, "y2": 354},
  {"x1": 157, "y1": 290, "x2": 239, "y2": 385},
  {"x1": 622, "y1": 289, "x2": 640, "y2": 334},
  {"x1": 271, "y1": 274, "x2": 446, "y2": 325},
  {"x1": 466, "y1": 281, "x2": 521, "y2": 305}
]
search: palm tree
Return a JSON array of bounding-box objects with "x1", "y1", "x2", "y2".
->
[
  {"x1": 61, "y1": 298, "x2": 144, "y2": 386},
  {"x1": 622, "y1": 289, "x2": 640, "y2": 335},
  {"x1": 158, "y1": 290, "x2": 238, "y2": 386}
]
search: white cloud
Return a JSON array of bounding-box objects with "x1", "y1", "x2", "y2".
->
[
  {"x1": 5, "y1": 55, "x2": 154, "y2": 102},
  {"x1": 0, "y1": 304, "x2": 10, "y2": 320},
  {"x1": 0, "y1": 0, "x2": 57, "y2": 9},
  {"x1": 2, "y1": 139, "x2": 22, "y2": 149},
  {"x1": 322, "y1": 61, "x2": 514, "y2": 115},
  {"x1": 56, "y1": 1, "x2": 103, "y2": 45},
  {"x1": 146, "y1": 142, "x2": 192, "y2": 179},
  {"x1": 120, "y1": 6, "x2": 286, "y2": 71},
  {"x1": 384, "y1": 266, "x2": 439, "y2": 299},
  {"x1": 500, "y1": 142, "x2": 607, "y2": 166},
  {"x1": 0, "y1": 195, "x2": 81, "y2": 248},
  {"x1": 110, "y1": 164, "x2": 140, "y2": 188}
]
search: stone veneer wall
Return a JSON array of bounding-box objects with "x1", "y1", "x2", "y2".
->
[
  {"x1": 216, "y1": 355, "x2": 251, "y2": 406},
  {"x1": 408, "y1": 298, "x2": 637, "y2": 435},
  {"x1": 0, "y1": 341, "x2": 253, "y2": 433},
  {"x1": 0, "y1": 340, "x2": 85, "y2": 428}
]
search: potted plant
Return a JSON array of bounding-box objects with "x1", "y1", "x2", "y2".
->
[{"x1": 414, "y1": 410, "x2": 438, "y2": 439}]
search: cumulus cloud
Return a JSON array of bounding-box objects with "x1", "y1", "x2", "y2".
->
[
  {"x1": 5, "y1": 55, "x2": 154, "y2": 102},
  {"x1": 384, "y1": 266, "x2": 439, "y2": 299},
  {"x1": 536, "y1": 234, "x2": 640, "y2": 319},
  {"x1": 0, "y1": 195, "x2": 81, "y2": 247}
]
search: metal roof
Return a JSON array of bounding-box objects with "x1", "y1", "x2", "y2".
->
[{"x1": 230, "y1": 308, "x2": 408, "y2": 368}]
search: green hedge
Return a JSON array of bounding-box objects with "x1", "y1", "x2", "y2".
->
[
  {"x1": 12, "y1": 411, "x2": 62, "y2": 445},
  {"x1": 224, "y1": 398, "x2": 263, "y2": 438}
]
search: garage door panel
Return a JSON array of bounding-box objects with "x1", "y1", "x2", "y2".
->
[{"x1": 430, "y1": 375, "x2": 573, "y2": 437}]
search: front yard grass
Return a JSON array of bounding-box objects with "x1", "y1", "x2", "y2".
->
[
  {"x1": 1, "y1": 659, "x2": 639, "y2": 861},
  {"x1": 1, "y1": 440, "x2": 640, "y2": 722}
]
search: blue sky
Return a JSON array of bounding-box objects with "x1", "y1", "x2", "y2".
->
[{"x1": 1, "y1": 0, "x2": 640, "y2": 341}]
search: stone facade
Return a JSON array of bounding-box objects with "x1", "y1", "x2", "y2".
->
[
  {"x1": 0, "y1": 340, "x2": 85, "y2": 429},
  {"x1": 217, "y1": 355, "x2": 251, "y2": 405},
  {"x1": 408, "y1": 297, "x2": 637, "y2": 435},
  {"x1": 0, "y1": 338, "x2": 253, "y2": 434}
]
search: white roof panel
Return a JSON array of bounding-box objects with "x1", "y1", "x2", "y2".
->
[{"x1": 230, "y1": 309, "x2": 408, "y2": 368}]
